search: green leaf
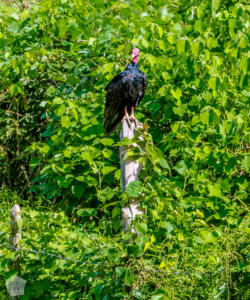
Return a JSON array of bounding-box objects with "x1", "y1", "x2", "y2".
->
[
  {"x1": 159, "y1": 221, "x2": 174, "y2": 233},
  {"x1": 229, "y1": 19, "x2": 236, "y2": 39},
  {"x1": 212, "y1": 0, "x2": 220, "y2": 17},
  {"x1": 170, "y1": 88, "x2": 182, "y2": 101},
  {"x1": 199, "y1": 228, "x2": 217, "y2": 243},
  {"x1": 75, "y1": 176, "x2": 85, "y2": 182},
  {"x1": 239, "y1": 36, "x2": 248, "y2": 48},
  {"x1": 241, "y1": 154, "x2": 250, "y2": 172},
  {"x1": 61, "y1": 116, "x2": 71, "y2": 128},
  {"x1": 100, "y1": 138, "x2": 114, "y2": 146},
  {"x1": 88, "y1": 37, "x2": 96, "y2": 45},
  {"x1": 120, "y1": 137, "x2": 134, "y2": 146},
  {"x1": 77, "y1": 208, "x2": 96, "y2": 217},
  {"x1": 135, "y1": 222, "x2": 148, "y2": 234},
  {"x1": 72, "y1": 108, "x2": 78, "y2": 121},
  {"x1": 159, "y1": 157, "x2": 171, "y2": 172},
  {"x1": 124, "y1": 269, "x2": 134, "y2": 286},
  {"x1": 191, "y1": 41, "x2": 200, "y2": 56},
  {"x1": 101, "y1": 166, "x2": 116, "y2": 175},
  {"x1": 173, "y1": 104, "x2": 187, "y2": 117},
  {"x1": 151, "y1": 295, "x2": 165, "y2": 300},
  {"x1": 177, "y1": 39, "x2": 185, "y2": 53},
  {"x1": 7, "y1": 22, "x2": 19, "y2": 33},
  {"x1": 207, "y1": 37, "x2": 218, "y2": 49},
  {"x1": 200, "y1": 110, "x2": 209, "y2": 125},
  {"x1": 30, "y1": 158, "x2": 40, "y2": 169},
  {"x1": 115, "y1": 266, "x2": 126, "y2": 277},
  {"x1": 208, "y1": 77, "x2": 217, "y2": 90},
  {"x1": 158, "y1": 40, "x2": 166, "y2": 51},
  {"x1": 126, "y1": 180, "x2": 143, "y2": 197},
  {"x1": 40, "y1": 144, "x2": 50, "y2": 154},
  {"x1": 178, "y1": 232, "x2": 185, "y2": 241},
  {"x1": 62, "y1": 61, "x2": 76, "y2": 70},
  {"x1": 71, "y1": 183, "x2": 85, "y2": 199},
  {"x1": 165, "y1": 58, "x2": 173, "y2": 70},
  {"x1": 208, "y1": 184, "x2": 222, "y2": 198},
  {"x1": 149, "y1": 209, "x2": 159, "y2": 220},
  {"x1": 174, "y1": 160, "x2": 188, "y2": 176}
]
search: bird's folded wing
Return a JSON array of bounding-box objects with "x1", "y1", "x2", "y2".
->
[{"x1": 105, "y1": 72, "x2": 126, "y2": 91}]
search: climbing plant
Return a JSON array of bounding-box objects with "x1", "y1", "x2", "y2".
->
[{"x1": 0, "y1": 0, "x2": 249, "y2": 299}]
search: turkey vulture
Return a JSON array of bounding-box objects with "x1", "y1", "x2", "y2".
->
[{"x1": 104, "y1": 48, "x2": 147, "y2": 135}]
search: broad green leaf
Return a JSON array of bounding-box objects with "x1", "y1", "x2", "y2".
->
[
  {"x1": 126, "y1": 180, "x2": 143, "y2": 197},
  {"x1": 159, "y1": 221, "x2": 174, "y2": 233},
  {"x1": 191, "y1": 41, "x2": 200, "y2": 56},
  {"x1": 159, "y1": 157, "x2": 171, "y2": 172},
  {"x1": 173, "y1": 104, "x2": 187, "y2": 117},
  {"x1": 241, "y1": 154, "x2": 250, "y2": 172},
  {"x1": 75, "y1": 176, "x2": 85, "y2": 182},
  {"x1": 208, "y1": 77, "x2": 217, "y2": 90},
  {"x1": 239, "y1": 36, "x2": 248, "y2": 48},
  {"x1": 200, "y1": 110, "x2": 209, "y2": 125},
  {"x1": 62, "y1": 61, "x2": 76, "y2": 70},
  {"x1": 194, "y1": 20, "x2": 203, "y2": 33},
  {"x1": 178, "y1": 232, "x2": 185, "y2": 241},
  {"x1": 72, "y1": 184, "x2": 85, "y2": 199},
  {"x1": 101, "y1": 166, "x2": 116, "y2": 175},
  {"x1": 174, "y1": 160, "x2": 188, "y2": 176},
  {"x1": 144, "y1": 241, "x2": 151, "y2": 251},
  {"x1": 212, "y1": 0, "x2": 220, "y2": 17},
  {"x1": 135, "y1": 222, "x2": 148, "y2": 234},
  {"x1": 208, "y1": 184, "x2": 222, "y2": 198},
  {"x1": 124, "y1": 269, "x2": 134, "y2": 286},
  {"x1": 40, "y1": 144, "x2": 50, "y2": 154},
  {"x1": 88, "y1": 37, "x2": 95, "y2": 45},
  {"x1": 229, "y1": 19, "x2": 236, "y2": 39},
  {"x1": 170, "y1": 88, "x2": 182, "y2": 101},
  {"x1": 101, "y1": 138, "x2": 114, "y2": 146},
  {"x1": 151, "y1": 295, "x2": 165, "y2": 300},
  {"x1": 7, "y1": 22, "x2": 19, "y2": 33},
  {"x1": 177, "y1": 39, "x2": 185, "y2": 53},
  {"x1": 61, "y1": 116, "x2": 71, "y2": 128},
  {"x1": 167, "y1": 34, "x2": 176, "y2": 44},
  {"x1": 158, "y1": 40, "x2": 166, "y2": 51},
  {"x1": 72, "y1": 108, "x2": 78, "y2": 121},
  {"x1": 207, "y1": 37, "x2": 218, "y2": 49},
  {"x1": 165, "y1": 58, "x2": 173, "y2": 70},
  {"x1": 199, "y1": 228, "x2": 217, "y2": 243}
]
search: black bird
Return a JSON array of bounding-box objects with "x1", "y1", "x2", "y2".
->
[{"x1": 104, "y1": 48, "x2": 147, "y2": 135}]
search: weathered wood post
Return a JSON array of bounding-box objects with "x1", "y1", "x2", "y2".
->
[
  {"x1": 120, "y1": 119, "x2": 143, "y2": 232},
  {"x1": 9, "y1": 204, "x2": 22, "y2": 275},
  {"x1": 6, "y1": 205, "x2": 26, "y2": 299}
]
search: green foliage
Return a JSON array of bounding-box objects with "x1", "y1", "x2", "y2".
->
[
  {"x1": 0, "y1": 0, "x2": 249, "y2": 299},
  {"x1": 0, "y1": 191, "x2": 249, "y2": 299}
]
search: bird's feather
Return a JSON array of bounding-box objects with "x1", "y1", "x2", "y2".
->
[{"x1": 104, "y1": 62, "x2": 147, "y2": 135}]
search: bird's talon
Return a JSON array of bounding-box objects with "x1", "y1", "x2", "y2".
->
[
  {"x1": 129, "y1": 116, "x2": 138, "y2": 127},
  {"x1": 123, "y1": 115, "x2": 131, "y2": 127}
]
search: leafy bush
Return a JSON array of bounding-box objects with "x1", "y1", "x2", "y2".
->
[
  {"x1": 0, "y1": 0, "x2": 249, "y2": 299},
  {"x1": 0, "y1": 191, "x2": 249, "y2": 299}
]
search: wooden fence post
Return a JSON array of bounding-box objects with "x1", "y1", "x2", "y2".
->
[
  {"x1": 9, "y1": 204, "x2": 21, "y2": 276},
  {"x1": 120, "y1": 119, "x2": 144, "y2": 232}
]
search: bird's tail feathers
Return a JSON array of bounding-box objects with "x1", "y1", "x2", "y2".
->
[{"x1": 104, "y1": 112, "x2": 123, "y2": 136}]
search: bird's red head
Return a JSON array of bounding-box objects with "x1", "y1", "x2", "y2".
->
[{"x1": 131, "y1": 48, "x2": 140, "y2": 63}]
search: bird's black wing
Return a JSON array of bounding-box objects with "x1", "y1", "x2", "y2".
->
[
  {"x1": 135, "y1": 70, "x2": 147, "y2": 107},
  {"x1": 105, "y1": 72, "x2": 125, "y2": 92},
  {"x1": 104, "y1": 71, "x2": 129, "y2": 135}
]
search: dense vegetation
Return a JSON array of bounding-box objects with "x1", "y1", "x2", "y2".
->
[{"x1": 0, "y1": 0, "x2": 249, "y2": 299}]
